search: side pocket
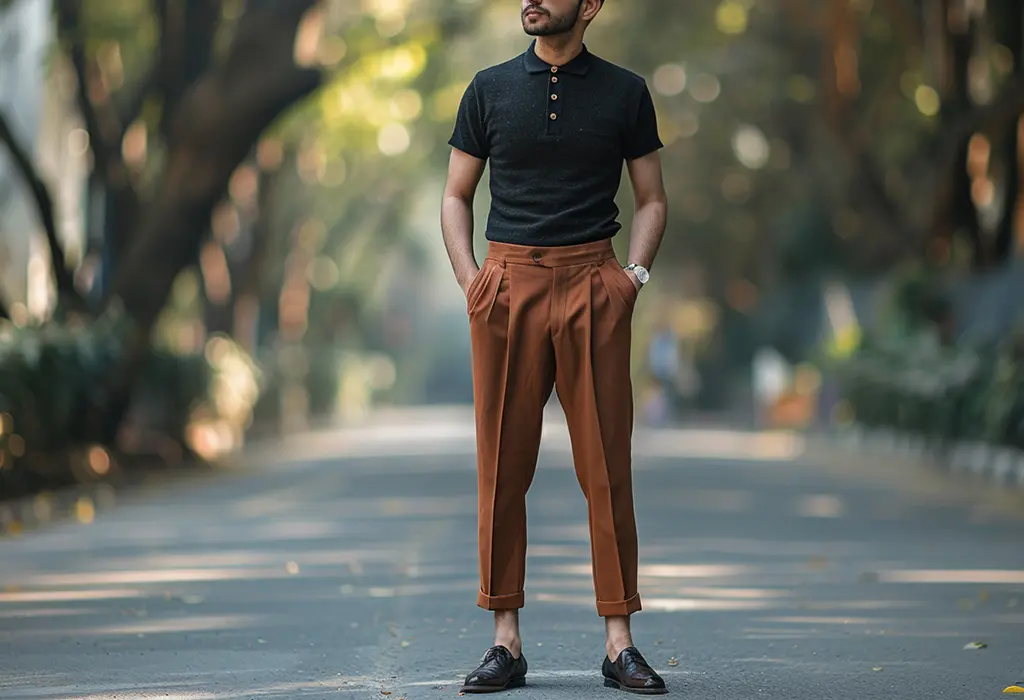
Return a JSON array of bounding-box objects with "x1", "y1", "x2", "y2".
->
[
  {"x1": 596, "y1": 259, "x2": 637, "y2": 312},
  {"x1": 616, "y1": 265, "x2": 640, "y2": 304},
  {"x1": 466, "y1": 259, "x2": 494, "y2": 313}
]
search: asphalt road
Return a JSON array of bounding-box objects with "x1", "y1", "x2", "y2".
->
[{"x1": 2, "y1": 407, "x2": 1023, "y2": 699}]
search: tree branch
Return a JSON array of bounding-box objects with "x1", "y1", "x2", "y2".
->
[
  {"x1": 55, "y1": 0, "x2": 142, "y2": 260},
  {"x1": 56, "y1": 0, "x2": 124, "y2": 185},
  {"x1": 0, "y1": 110, "x2": 84, "y2": 308}
]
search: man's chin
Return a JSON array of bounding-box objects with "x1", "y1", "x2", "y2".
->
[{"x1": 523, "y1": 23, "x2": 566, "y2": 37}]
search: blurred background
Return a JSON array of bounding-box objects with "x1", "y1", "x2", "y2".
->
[{"x1": 2, "y1": 0, "x2": 1024, "y2": 503}]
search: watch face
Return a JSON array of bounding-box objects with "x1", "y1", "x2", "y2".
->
[{"x1": 636, "y1": 267, "x2": 650, "y2": 284}]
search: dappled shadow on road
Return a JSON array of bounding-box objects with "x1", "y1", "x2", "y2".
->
[{"x1": 1, "y1": 420, "x2": 1023, "y2": 698}]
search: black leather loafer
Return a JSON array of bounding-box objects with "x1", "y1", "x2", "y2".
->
[
  {"x1": 460, "y1": 645, "x2": 528, "y2": 694},
  {"x1": 601, "y1": 646, "x2": 668, "y2": 694}
]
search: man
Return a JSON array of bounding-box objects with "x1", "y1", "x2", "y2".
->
[{"x1": 441, "y1": 0, "x2": 669, "y2": 693}]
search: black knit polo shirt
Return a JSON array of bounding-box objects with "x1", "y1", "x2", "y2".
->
[{"x1": 448, "y1": 40, "x2": 663, "y2": 247}]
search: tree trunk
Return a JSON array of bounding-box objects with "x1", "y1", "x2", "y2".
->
[
  {"x1": 993, "y1": 117, "x2": 1022, "y2": 260},
  {"x1": 88, "y1": 0, "x2": 323, "y2": 444},
  {"x1": 992, "y1": 0, "x2": 1024, "y2": 261},
  {"x1": 927, "y1": 0, "x2": 983, "y2": 265},
  {"x1": 814, "y1": 0, "x2": 921, "y2": 253},
  {"x1": 161, "y1": 0, "x2": 228, "y2": 336}
]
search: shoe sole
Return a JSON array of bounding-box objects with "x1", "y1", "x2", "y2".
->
[
  {"x1": 459, "y1": 676, "x2": 527, "y2": 693},
  {"x1": 604, "y1": 677, "x2": 668, "y2": 694}
]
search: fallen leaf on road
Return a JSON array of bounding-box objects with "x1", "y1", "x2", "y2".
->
[
  {"x1": 667, "y1": 657, "x2": 679, "y2": 667},
  {"x1": 872, "y1": 667, "x2": 883, "y2": 672},
  {"x1": 286, "y1": 561, "x2": 300, "y2": 575},
  {"x1": 1003, "y1": 682, "x2": 1024, "y2": 693},
  {"x1": 963, "y1": 641, "x2": 987, "y2": 650},
  {"x1": 400, "y1": 640, "x2": 410, "y2": 647},
  {"x1": 380, "y1": 692, "x2": 391, "y2": 696}
]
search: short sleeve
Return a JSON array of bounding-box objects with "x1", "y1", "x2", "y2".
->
[
  {"x1": 623, "y1": 81, "x2": 663, "y2": 160},
  {"x1": 448, "y1": 76, "x2": 489, "y2": 160}
]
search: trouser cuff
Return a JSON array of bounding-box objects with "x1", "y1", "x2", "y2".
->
[
  {"x1": 597, "y1": 592, "x2": 642, "y2": 617},
  {"x1": 477, "y1": 589, "x2": 525, "y2": 610}
]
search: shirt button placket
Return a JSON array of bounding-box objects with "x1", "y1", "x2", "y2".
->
[{"x1": 547, "y1": 65, "x2": 561, "y2": 134}]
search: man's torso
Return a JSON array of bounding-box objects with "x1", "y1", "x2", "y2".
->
[{"x1": 449, "y1": 41, "x2": 662, "y2": 247}]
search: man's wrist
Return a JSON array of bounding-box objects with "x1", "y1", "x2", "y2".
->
[
  {"x1": 458, "y1": 264, "x2": 480, "y2": 289},
  {"x1": 624, "y1": 262, "x2": 650, "y2": 285}
]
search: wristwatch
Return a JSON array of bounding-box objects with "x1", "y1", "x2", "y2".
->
[{"x1": 624, "y1": 263, "x2": 650, "y2": 285}]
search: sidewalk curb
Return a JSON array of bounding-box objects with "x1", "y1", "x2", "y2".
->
[{"x1": 820, "y1": 423, "x2": 1024, "y2": 491}]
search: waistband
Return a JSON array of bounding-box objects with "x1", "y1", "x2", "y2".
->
[{"x1": 484, "y1": 238, "x2": 616, "y2": 268}]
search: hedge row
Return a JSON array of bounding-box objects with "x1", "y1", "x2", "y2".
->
[
  {"x1": 837, "y1": 330, "x2": 1024, "y2": 450},
  {"x1": 0, "y1": 310, "x2": 261, "y2": 501}
]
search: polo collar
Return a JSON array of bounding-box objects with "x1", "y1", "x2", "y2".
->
[{"x1": 523, "y1": 39, "x2": 591, "y2": 75}]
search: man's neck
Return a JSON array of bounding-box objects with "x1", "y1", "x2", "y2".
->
[{"x1": 533, "y1": 34, "x2": 584, "y2": 66}]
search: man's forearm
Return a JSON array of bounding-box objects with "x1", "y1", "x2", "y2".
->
[
  {"x1": 626, "y1": 199, "x2": 668, "y2": 271},
  {"x1": 441, "y1": 195, "x2": 479, "y2": 289}
]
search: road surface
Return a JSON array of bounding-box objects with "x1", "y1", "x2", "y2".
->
[{"x1": 2, "y1": 407, "x2": 1023, "y2": 699}]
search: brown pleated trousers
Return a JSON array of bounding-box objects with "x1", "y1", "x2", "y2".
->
[{"x1": 466, "y1": 237, "x2": 641, "y2": 618}]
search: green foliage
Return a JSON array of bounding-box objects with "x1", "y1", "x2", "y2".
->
[
  {"x1": 838, "y1": 328, "x2": 1024, "y2": 450},
  {"x1": 862, "y1": 262, "x2": 955, "y2": 346},
  {"x1": 0, "y1": 315, "x2": 263, "y2": 500},
  {"x1": 0, "y1": 309, "x2": 129, "y2": 449}
]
